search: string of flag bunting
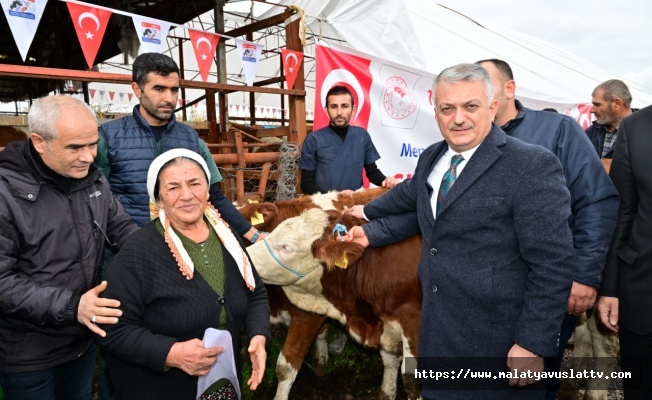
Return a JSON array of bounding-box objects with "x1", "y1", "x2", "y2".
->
[{"x1": 0, "y1": 0, "x2": 303, "y2": 89}]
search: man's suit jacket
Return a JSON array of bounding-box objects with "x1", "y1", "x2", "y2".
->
[
  {"x1": 364, "y1": 125, "x2": 574, "y2": 359},
  {"x1": 601, "y1": 105, "x2": 652, "y2": 335}
]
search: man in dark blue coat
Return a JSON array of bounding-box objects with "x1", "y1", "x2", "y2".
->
[
  {"x1": 477, "y1": 59, "x2": 619, "y2": 398},
  {"x1": 348, "y1": 63, "x2": 574, "y2": 399}
]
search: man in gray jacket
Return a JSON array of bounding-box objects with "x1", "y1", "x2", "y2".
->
[{"x1": 0, "y1": 96, "x2": 138, "y2": 399}]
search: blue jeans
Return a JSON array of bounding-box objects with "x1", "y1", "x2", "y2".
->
[{"x1": 0, "y1": 343, "x2": 96, "y2": 400}]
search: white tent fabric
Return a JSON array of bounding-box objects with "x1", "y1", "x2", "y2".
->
[{"x1": 263, "y1": 0, "x2": 652, "y2": 110}]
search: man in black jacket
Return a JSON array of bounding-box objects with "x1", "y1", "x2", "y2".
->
[
  {"x1": 598, "y1": 105, "x2": 652, "y2": 399},
  {"x1": 586, "y1": 79, "x2": 633, "y2": 159},
  {"x1": 0, "y1": 96, "x2": 138, "y2": 399}
]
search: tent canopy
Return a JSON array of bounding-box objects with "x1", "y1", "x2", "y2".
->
[{"x1": 263, "y1": 0, "x2": 651, "y2": 110}]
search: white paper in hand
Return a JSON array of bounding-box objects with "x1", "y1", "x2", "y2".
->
[{"x1": 196, "y1": 328, "x2": 241, "y2": 400}]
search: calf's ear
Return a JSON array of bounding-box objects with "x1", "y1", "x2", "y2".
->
[
  {"x1": 312, "y1": 240, "x2": 365, "y2": 270},
  {"x1": 239, "y1": 202, "x2": 278, "y2": 229}
]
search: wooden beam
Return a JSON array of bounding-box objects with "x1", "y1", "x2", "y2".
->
[
  {"x1": 0, "y1": 64, "x2": 305, "y2": 96},
  {"x1": 0, "y1": 64, "x2": 132, "y2": 84},
  {"x1": 254, "y1": 76, "x2": 285, "y2": 87},
  {"x1": 212, "y1": 152, "x2": 280, "y2": 164},
  {"x1": 224, "y1": 12, "x2": 288, "y2": 39}
]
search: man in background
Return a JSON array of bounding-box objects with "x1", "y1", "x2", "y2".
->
[
  {"x1": 300, "y1": 85, "x2": 398, "y2": 195},
  {"x1": 586, "y1": 79, "x2": 633, "y2": 159}
]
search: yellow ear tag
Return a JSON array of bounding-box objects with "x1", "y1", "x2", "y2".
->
[
  {"x1": 334, "y1": 252, "x2": 348, "y2": 269},
  {"x1": 250, "y1": 211, "x2": 265, "y2": 225},
  {"x1": 247, "y1": 199, "x2": 259, "y2": 204}
]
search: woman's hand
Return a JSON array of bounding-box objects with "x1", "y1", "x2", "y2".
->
[
  {"x1": 247, "y1": 335, "x2": 267, "y2": 390},
  {"x1": 165, "y1": 339, "x2": 223, "y2": 376}
]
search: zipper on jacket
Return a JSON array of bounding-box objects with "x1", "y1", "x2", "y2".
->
[
  {"x1": 70, "y1": 195, "x2": 90, "y2": 290},
  {"x1": 86, "y1": 202, "x2": 117, "y2": 247}
]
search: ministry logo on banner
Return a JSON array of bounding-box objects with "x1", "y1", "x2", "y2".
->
[
  {"x1": 8, "y1": 0, "x2": 35, "y2": 19},
  {"x1": 131, "y1": 16, "x2": 171, "y2": 53},
  {"x1": 315, "y1": 41, "x2": 440, "y2": 184},
  {"x1": 1, "y1": 0, "x2": 47, "y2": 61}
]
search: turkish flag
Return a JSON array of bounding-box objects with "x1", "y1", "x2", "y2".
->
[
  {"x1": 89, "y1": 89, "x2": 96, "y2": 99},
  {"x1": 314, "y1": 43, "x2": 373, "y2": 130},
  {"x1": 67, "y1": 2, "x2": 112, "y2": 69},
  {"x1": 281, "y1": 48, "x2": 303, "y2": 90},
  {"x1": 574, "y1": 104, "x2": 594, "y2": 130},
  {"x1": 188, "y1": 29, "x2": 221, "y2": 82},
  {"x1": 127, "y1": 93, "x2": 133, "y2": 102},
  {"x1": 109, "y1": 91, "x2": 115, "y2": 101}
]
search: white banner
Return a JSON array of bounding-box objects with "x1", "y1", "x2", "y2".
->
[
  {"x1": 131, "y1": 15, "x2": 171, "y2": 54},
  {"x1": 315, "y1": 41, "x2": 441, "y2": 183},
  {"x1": 235, "y1": 39, "x2": 264, "y2": 86},
  {"x1": 0, "y1": 0, "x2": 48, "y2": 61}
]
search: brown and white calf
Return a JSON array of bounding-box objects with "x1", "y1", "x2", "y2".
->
[
  {"x1": 247, "y1": 208, "x2": 423, "y2": 400},
  {"x1": 238, "y1": 189, "x2": 388, "y2": 400}
]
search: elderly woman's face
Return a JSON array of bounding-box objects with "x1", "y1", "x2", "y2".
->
[{"x1": 156, "y1": 159, "x2": 209, "y2": 229}]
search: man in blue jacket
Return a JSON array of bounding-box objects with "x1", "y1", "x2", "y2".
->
[
  {"x1": 300, "y1": 85, "x2": 398, "y2": 195},
  {"x1": 477, "y1": 59, "x2": 620, "y2": 398}
]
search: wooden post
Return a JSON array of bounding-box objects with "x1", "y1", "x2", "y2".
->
[
  {"x1": 285, "y1": 10, "x2": 307, "y2": 145},
  {"x1": 234, "y1": 129, "x2": 246, "y2": 200},
  {"x1": 206, "y1": 89, "x2": 218, "y2": 143},
  {"x1": 178, "y1": 37, "x2": 187, "y2": 121},
  {"x1": 214, "y1": 0, "x2": 229, "y2": 142}
]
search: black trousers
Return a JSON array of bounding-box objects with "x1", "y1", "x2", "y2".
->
[{"x1": 619, "y1": 324, "x2": 652, "y2": 399}]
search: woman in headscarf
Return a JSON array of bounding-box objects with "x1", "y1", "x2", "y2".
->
[{"x1": 97, "y1": 149, "x2": 270, "y2": 399}]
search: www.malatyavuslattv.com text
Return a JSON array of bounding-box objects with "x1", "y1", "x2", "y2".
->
[{"x1": 415, "y1": 368, "x2": 631, "y2": 381}]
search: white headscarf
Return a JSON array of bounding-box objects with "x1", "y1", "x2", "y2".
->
[{"x1": 147, "y1": 149, "x2": 255, "y2": 290}]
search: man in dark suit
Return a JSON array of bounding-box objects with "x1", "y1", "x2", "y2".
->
[
  {"x1": 597, "y1": 104, "x2": 652, "y2": 399},
  {"x1": 348, "y1": 63, "x2": 574, "y2": 399}
]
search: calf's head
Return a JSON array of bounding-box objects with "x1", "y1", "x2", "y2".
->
[{"x1": 247, "y1": 208, "x2": 365, "y2": 286}]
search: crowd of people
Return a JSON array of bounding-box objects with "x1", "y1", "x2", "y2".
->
[{"x1": 0, "y1": 51, "x2": 650, "y2": 400}]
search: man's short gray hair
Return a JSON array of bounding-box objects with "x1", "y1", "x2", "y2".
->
[
  {"x1": 28, "y1": 96, "x2": 96, "y2": 140},
  {"x1": 592, "y1": 79, "x2": 632, "y2": 108},
  {"x1": 434, "y1": 63, "x2": 495, "y2": 104}
]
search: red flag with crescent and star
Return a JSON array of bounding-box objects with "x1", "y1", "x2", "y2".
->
[
  {"x1": 281, "y1": 48, "x2": 303, "y2": 90},
  {"x1": 66, "y1": 2, "x2": 112, "y2": 69},
  {"x1": 314, "y1": 43, "x2": 372, "y2": 130},
  {"x1": 188, "y1": 29, "x2": 221, "y2": 82}
]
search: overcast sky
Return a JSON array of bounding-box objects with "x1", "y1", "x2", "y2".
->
[{"x1": 437, "y1": 0, "x2": 652, "y2": 95}]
